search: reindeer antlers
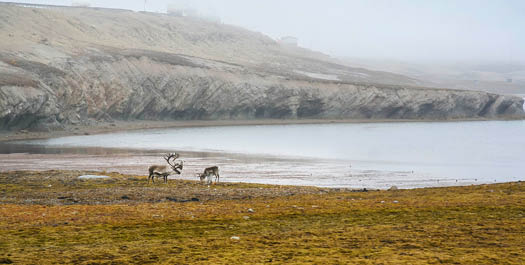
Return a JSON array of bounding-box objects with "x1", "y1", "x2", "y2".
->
[{"x1": 164, "y1": 153, "x2": 180, "y2": 167}]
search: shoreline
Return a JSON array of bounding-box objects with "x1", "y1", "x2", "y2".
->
[
  {"x1": 1, "y1": 117, "x2": 523, "y2": 143},
  {"x1": 0, "y1": 143, "x2": 522, "y2": 190}
]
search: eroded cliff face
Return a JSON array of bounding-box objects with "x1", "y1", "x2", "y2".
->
[
  {"x1": 0, "y1": 4, "x2": 523, "y2": 131},
  {"x1": 1, "y1": 50, "x2": 523, "y2": 131}
]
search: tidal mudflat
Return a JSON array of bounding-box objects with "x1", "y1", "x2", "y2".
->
[{"x1": 2, "y1": 120, "x2": 524, "y2": 189}]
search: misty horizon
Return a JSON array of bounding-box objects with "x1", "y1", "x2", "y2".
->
[{"x1": 2, "y1": 0, "x2": 525, "y2": 65}]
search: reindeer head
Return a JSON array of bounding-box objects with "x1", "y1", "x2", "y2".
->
[{"x1": 196, "y1": 172, "x2": 206, "y2": 181}]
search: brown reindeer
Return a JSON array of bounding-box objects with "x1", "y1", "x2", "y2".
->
[
  {"x1": 197, "y1": 166, "x2": 219, "y2": 184},
  {"x1": 148, "y1": 153, "x2": 183, "y2": 183}
]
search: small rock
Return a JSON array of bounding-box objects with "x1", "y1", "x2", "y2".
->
[
  {"x1": 388, "y1": 186, "x2": 398, "y2": 191},
  {"x1": 243, "y1": 216, "x2": 250, "y2": 220},
  {"x1": 247, "y1": 208, "x2": 255, "y2": 213},
  {"x1": 380, "y1": 201, "x2": 385, "y2": 204},
  {"x1": 393, "y1": 200, "x2": 399, "y2": 203},
  {"x1": 230, "y1": 236, "x2": 240, "y2": 241},
  {"x1": 78, "y1": 175, "x2": 109, "y2": 179},
  {"x1": 121, "y1": 195, "x2": 131, "y2": 200},
  {"x1": 0, "y1": 258, "x2": 13, "y2": 264}
]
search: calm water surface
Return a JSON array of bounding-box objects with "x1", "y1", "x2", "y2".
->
[{"x1": 4, "y1": 120, "x2": 525, "y2": 188}]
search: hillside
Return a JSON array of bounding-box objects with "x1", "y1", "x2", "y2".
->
[
  {"x1": 339, "y1": 57, "x2": 525, "y2": 96},
  {"x1": 0, "y1": 3, "x2": 524, "y2": 131}
]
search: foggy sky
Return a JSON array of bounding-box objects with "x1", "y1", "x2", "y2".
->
[{"x1": 4, "y1": 0, "x2": 525, "y2": 63}]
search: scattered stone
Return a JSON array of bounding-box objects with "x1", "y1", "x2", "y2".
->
[
  {"x1": 121, "y1": 195, "x2": 131, "y2": 200},
  {"x1": 84, "y1": 132, "x2": 90, "y2": 135},
  {"x1": 380, "y1": 201, "x2": 385, "y2": 204},
  {"x1": 393, "y1": 200, "x2": 399, "y2": 203},
  {"x1": 78, "y1": 175, "x2": 109, "y2": 179},
  {"x1": 388, "y1": 186, "x2": 399, "y2": 191},
  {"x1": 166, "y1": 197, "x2": 199, "y2": 203},
  {"x1": 230, "y1": 236, "x2": 240, "y2": 241},
  {"x1": 0, "y1": 258, "x2": 13, "y2": 264},
  {"x1": 247, "y1": 208, "x2": 255, "y2": 213},
  {"x1": 243, "y1": 216, "x2": 250, "y2": 220}
]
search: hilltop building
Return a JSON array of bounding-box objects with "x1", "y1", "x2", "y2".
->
[
  {"x1": 167, "y1": 6, "x2": 221, "y2": 23},
  {"x1": 72, "y1": 1, "x2": 91, "y2": 7},
  {"x1": 279, "y1": 36, "x2": 298, "y2": 46}
]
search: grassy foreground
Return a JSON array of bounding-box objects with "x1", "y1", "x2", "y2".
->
[{"x1": 0, "y1": 171, "x2": 523, "y2": 264}]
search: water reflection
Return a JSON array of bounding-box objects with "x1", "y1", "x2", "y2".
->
[{"x1": 1, "y1": 120, "x2": 524, "y2": 189}]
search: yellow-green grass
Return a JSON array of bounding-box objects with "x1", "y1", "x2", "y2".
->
[{"x1": 0, "y1": 171, "x2": 523, "y2": 264}]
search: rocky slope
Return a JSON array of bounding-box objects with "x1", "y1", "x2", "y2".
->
[{"x1": 0, "y1": 3, "x2": 523, "y2": 131}]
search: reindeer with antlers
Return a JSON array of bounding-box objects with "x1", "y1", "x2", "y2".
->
[{"x1": 148, "y1": 153, "x2": 183, "y2": 184}]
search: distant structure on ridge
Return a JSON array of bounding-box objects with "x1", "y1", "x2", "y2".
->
[
  {"x1": 71, "y1": 1, "x2": 91, "y2": 7},
  {"x1": 279, "y1": 36, "x2": 299, "y2": 47},
  {"x1": 167, "y1": 5, "x2": 221, "y2": 23}
]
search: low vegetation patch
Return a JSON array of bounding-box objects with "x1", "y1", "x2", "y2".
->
[{"x1": 0, "y1": 171, "x2": 523, "y2": 264}]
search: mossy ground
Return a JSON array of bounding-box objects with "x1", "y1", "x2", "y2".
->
[{"x1": 0, "y1": 171, "x2": 523, "y2": 264}]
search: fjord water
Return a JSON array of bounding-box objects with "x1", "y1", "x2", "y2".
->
[{"x1": 11, "y1": 120, "x2": 525, "y2": 188}]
